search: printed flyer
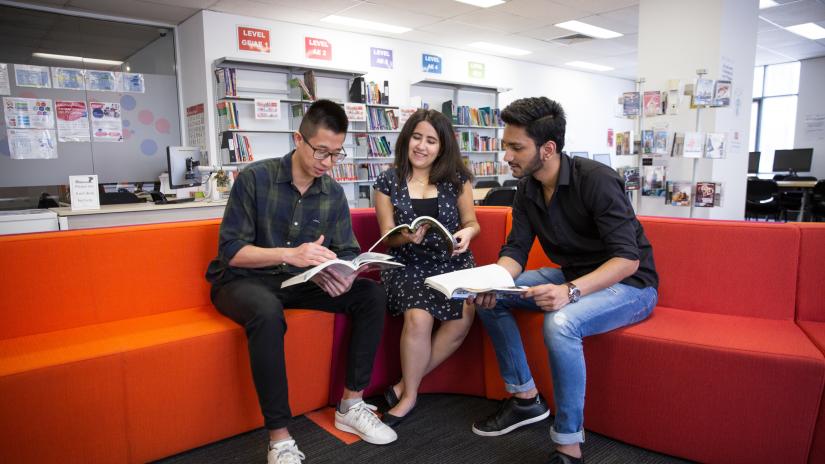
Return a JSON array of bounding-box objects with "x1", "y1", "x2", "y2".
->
[
  {"x1": 56, "y1": 101, "x2": 90, "y2": 142},
  {"x1": 90, "y1": 102, "x2": 123, "y2": 142},
  {"x1": 0, "y1": 63, "x2": 10, "y2": 95},
  {"x1": 52, "y1": 68, "x2": 86, "y2": 90},
  {"x1": 121, "y1": 73, "x2": 145, "y2": 93},
  {"x1": 7, "y1": 129, "x2": 57, "y2": 159},
  {"x1": 3, "y1": 97, "x2": 55, "y2": 129},
  {"x1": 86, "y1": 70, "x2": 118, "y2": 92},
  {"x1": 14, "y1": 64, "x2": 51, "y2": 88}
]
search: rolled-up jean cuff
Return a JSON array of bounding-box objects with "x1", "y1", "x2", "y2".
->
[
  {"x1": 550, "y1": 426, "x2": 585, "y2": 445},
  {"x1": 505, "y1": 378, "x2": 536, "y2": 394}
]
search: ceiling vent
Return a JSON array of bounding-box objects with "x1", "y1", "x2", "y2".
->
[{"x1": 547, "y1": 33, "x2": 594, "y2": 45}]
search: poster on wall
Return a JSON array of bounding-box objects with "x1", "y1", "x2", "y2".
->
[
  {"x1": 422, "y1": 54, "x2": 442, "y2": 74},
  {"x1": 120, "y1": 73, "x2": 145, "y2": 93},
  {"x1": 69, "y1": 175, "x2": 100, "y2": 211},
  {"x1": 7, "y1": 129, "x2": 57, "y2": 159},
  {"x1": 86, "y1": 70, "x2": 118, "y2": 92},
  {"x1": 370, "y1": 48, "x2": 393, "y2": 69},
  {"x1": 0, "y1": 64, "x2": 10, "y2": 95},
  {"x1": 14, "y1": 64, "x2": 51, "y2": 88},
  {"x1": 305, "y1": 37, "x2": 332, "y2": 60},
  {"x1": 468, "y1": 62, "x2": 485, "y2": 79},
  {"x1": 52, "y1": 67, "x2": 86, "y2": 90},
  {"x1": 344, "y1": 103, "x2": 366, "y2": 122},
  {"x1": 55, "y1": 101, "x2": 90, "y2": 142},
  {"x1": 90, "y1": 102, "x2": 123, "y2": 142},
  {"x1": 3, "y1": 97, "x2": 54, "y2": 129},
  {"x1": 238, "y1": 26, "x2": 271, "y2": 53},
  {"x1": 186, "y1": 103, "x2": 207, "y2": 152}
]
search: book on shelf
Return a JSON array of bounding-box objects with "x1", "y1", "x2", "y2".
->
[
  {"x1": 215, "y1": 68, "x2": 237, "y2": 98},
  {"x1": 349, "y1": 76, "x2": 367, "y2": 103},
  {"x1": 653, "y1": 130, "x2": 669, "y2": 155},
  {"x1": 642, "y1": 165, "x2": 667, "y2": 197},
  {"x1": 671, "y1": 133, "x2": 685, "y2": 157},
  {"x1": 683, "y1": 132, "x2": 704, "y2": 158},
  {"x1": 623, "y1": 92, "x2": 641, "y2": 116},
  {"x1": 694, "y1": 181, "x2": 717, "y2": 207},
  {"x1": 712, "y1": 80, "x2": 731, "y2": 107},
  {"x1": 280, "y1": 251, "x2": 403, "y2": 289},
  {"x1": 368, "y1": 107, "x2": 399, "y2": 131},
  {"x1": 368, "y1": 215, "x2": 458, "y2": 253},
  {"x1": 223, "y1": 132, "x2": 255, "y2": 163},
  {"x1": 704, "y1": 132, "x2": 726, "y2": 159},
  {"x1": 216, "y1": 101, "x2": 239, "y2": 131},
  {"x1": 666, "y1": 181, "x2": 692, "y2": 206},
  {"x1": 643, "y1": 91, "x2": 662, "y2": 116},
  {"x1": 441, "y1": 100, "x2": 457, "y2": 124},
  {"x1": 288, "y1": 77, "x2": 313, "y2": 101},
  {"x1": 304, "y1": 71, "x2": 317, "y2": 100},
  {"x1": 692, "y1": 78, "x2": 715, "y2": 106},
  {"x1": 330, "y1": 163, "x2": 357, "y2": 182},
  {"x1": 615, "y1": 131, "x2": 634, "y2": 156},
  {"x1": 424, "y1": 264, "x2": 528, "y2": 300}
]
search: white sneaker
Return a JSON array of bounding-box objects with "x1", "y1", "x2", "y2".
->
[
  {"x1": 267, "y1": 439, "x2": 305, "y2": 464},
  {"x1": 334, "y1": 401, "x2": 398, "y2": 445}
]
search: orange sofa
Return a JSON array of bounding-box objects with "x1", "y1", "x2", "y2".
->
[{"x1": 2, "y1": 209, "x2": 825, "y2": 464}]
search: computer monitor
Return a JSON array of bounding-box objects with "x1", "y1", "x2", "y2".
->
[
  {"x1": 592, "y1": 153, "x2": 611, "y2": 167},
  {"x1": 570, "y1": 152, "x2": 589, "y2": 159},
  {"x1": 167, "y1": 146, "x2": 203, "y2": 189},
  {"x1": 748, "y1": 151, "x2": 760, "y2": 174},
  {"x1": 772, "y1": 148, "x2": 813, "y2": 176}
]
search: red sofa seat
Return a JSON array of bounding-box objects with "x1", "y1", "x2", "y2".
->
[{"x1": 481, "y1": 213, "x2": 825, "y2": 464}]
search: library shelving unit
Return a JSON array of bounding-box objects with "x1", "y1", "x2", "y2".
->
[
  {"x1": 410, "y1": 78, "x2": 512, "y2": 186},
  {"x1": 211, "y1": 57, "x2": 369, "y2": 207}
]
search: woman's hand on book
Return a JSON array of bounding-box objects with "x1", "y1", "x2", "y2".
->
[
  {"x1": 401, "y1": 224, "x2": 429, "y2": 245},
  {"x1": 284, "y1": 235, "x2": 337, "y2": 268},
  {"x1": 452, "y1": 228, "x2": 474, "y2": 255}
]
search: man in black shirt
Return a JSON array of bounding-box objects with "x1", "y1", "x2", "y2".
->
[{"x1": 470, "y1": 97, "x2": 658, "y2": 464}]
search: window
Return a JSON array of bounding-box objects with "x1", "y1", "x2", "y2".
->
[{"x1": 749, "y1": 61, "x2": 800, "y2": 173}]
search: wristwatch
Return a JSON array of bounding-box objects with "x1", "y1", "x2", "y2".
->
[{"x1": 564, "y1": 282, "x2": 581, "y2": 304}]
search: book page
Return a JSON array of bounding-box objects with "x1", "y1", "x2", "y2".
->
[{"x1": 424, "y1": 264, "x2": 523, "y2": 298}]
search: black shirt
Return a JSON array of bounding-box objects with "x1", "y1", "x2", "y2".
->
[{"x1": 500, "y1": 153, "x2": 658, "y2": 289}]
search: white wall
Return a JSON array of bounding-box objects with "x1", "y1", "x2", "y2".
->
[
  {"x1": 178, "y1": 10, "x2": 634, "y2": 170},
  {"x1": 794, "y1": 56, "x2": 825, "y2": 179}
]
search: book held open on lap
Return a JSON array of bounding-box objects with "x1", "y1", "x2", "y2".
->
[
  {"x1": 425, "y1": 264, "x2": 528, "y2": 300},
  {"x1": 280, "y1": 251, "x2": 403, "y2": 289},
  {"x1": 368, "y1": 215, "x2": 458, "y2": 254}
]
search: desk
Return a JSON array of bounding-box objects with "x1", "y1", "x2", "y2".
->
[
  {"x1": 50, "y1": 200, "x2": 227, "y2": 230},
  {"x1": 776, "y1": 180, "x2": 817, "y2": 221},
  {"x1": 473, "y1": 188, "x2": 491, "y2": 204}
]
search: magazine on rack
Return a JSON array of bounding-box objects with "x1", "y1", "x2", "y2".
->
[
  {"x1": 425, "y1": 264, "x2": 528, "y2": 300},
  {"x1": 368, "y1": 215, "x2": 458, "y2": 254}
]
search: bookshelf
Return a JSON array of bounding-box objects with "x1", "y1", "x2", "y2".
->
[
  {"x1": 211, "y1": 57, "x2": 372, "y2": 206},
  {"x1": 410, "y1": 78, "x2": 512, "y2": 186}
]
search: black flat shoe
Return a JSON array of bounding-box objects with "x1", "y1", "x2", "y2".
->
[
  {"x1": 384, "y1": 386, "x2": 400, "y2": 409},
  {"x1": 546, "y1": 450, "x2": 584, "y2": 464},
  {"x1": 381, "y1": 411, "x2": 405, "y2": 427}
]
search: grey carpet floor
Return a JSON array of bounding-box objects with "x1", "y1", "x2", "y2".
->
[{"x1": 155, "y1": 394, "x2": 693, "y2": 464}]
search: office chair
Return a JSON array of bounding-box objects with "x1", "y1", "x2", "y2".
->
[
  {"x1": 502, "y1": 179, "x2": 519, "y2": 187},
  {"x1": 475, "y1": 179, "x2": 501, "y2": 188},
  {"x1": 745, "y1": 179, "x2": 781, "y2": 221},
  {"x1": 99, "y1": 191, "x2": 145, "y2": 205},
  {"x1": 482, "y1": 187, "x2": 516, "y2": 206},
  {"x1": 811, "y1": 180, "x2": 825, "y2": 222},
  {"x1": 778, "y1": 176, "x2": 818, "y2": 221}
]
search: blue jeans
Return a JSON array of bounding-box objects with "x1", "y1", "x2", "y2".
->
[{"x1": 477, "y1": 267, "x2": 657, "y2": 445}]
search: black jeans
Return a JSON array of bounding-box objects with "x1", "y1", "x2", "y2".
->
[{"x1": 211, "y1": 275, "x2": 386, "y2": 430}]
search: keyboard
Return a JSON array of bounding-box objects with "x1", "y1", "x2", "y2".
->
[{"x1": 162, "y1": 197, "x2": 196, "y2": 204}]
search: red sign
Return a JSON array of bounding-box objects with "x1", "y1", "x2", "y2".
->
[
  {"x1": 305, "y1": 37, "x2": 332, "y2": 61},
  {"x1": 238, "y1": 26, "x2": 270, "y2": 53}
]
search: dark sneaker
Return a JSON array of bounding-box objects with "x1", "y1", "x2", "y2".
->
[
  {"x1": 472, "y1": 394, "x2": 550, "y2": 436},
  {"x1": 546, "y1": 450, "x2": 584, "y2": 464}
]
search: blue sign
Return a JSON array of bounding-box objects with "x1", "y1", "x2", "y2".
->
[
  {"x1": 422, "y1": 54, "x2": 442, "y2": 74},
  {"x1": 370, "y1": 47, "x2": 393, "y2": 69}
]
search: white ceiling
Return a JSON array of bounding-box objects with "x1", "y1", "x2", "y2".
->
[{"x1": 8, "y1": 0, "x2": 825, "y2": 79}]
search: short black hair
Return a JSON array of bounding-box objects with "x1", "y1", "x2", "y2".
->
[
  {"x1": 501, "y1": 97, "x2": 566, "y2": 154},
  {"x1": 394, "y1": 109, "x2": 473, "y2": 190},
  {"x1": 299, "y1": 99, "x2": 348, "y2": 138}
]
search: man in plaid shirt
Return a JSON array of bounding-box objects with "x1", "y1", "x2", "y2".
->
[{"x1": 207, "y1": 100, "x2": 397, "y2": 464}]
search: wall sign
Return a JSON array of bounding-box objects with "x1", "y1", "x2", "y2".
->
[
  {"x1": 468, "y1": 62, "x2": 485, "y2": 79},
  {"x1": 69, "y1": 175, "x2": 100, "y2": 211},
  {"x1": 238, "y1": 26, "x2": 271, "y2": 53},
  {"x1": 422, "y1": 54, "x2": 442, "y2": 74},
  {"x1": 370, "y1": 47, "x2": 393, "y2": 69},
  {"x1": 306, "y1": 37, "x2": 332, "y2": 60}
]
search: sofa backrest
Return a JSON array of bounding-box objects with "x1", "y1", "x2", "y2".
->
[
  {"x1": 641, "y1": 217, "x2": 799, "y2": 319},
  {"x1": 796, "y1": 223, "x2": 825, "y2": 322},
  {"x1": 0, "y1": 220, "x2": 220, "y2": 339}
]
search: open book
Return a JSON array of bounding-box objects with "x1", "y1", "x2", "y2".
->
[
  {"x1": 425, "y1": 264, "x2": 529, "y2": 300},
  {"x1": 280, "y1": 252, "x2": 403, "y2": 289},
  {"x1": 368, "y1": 216, "x2": 458, "y2": 254}
]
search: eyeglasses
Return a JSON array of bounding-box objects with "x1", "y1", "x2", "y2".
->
[{"x1": 301, "y1": 133, "x2": 347, "y2": 162}]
